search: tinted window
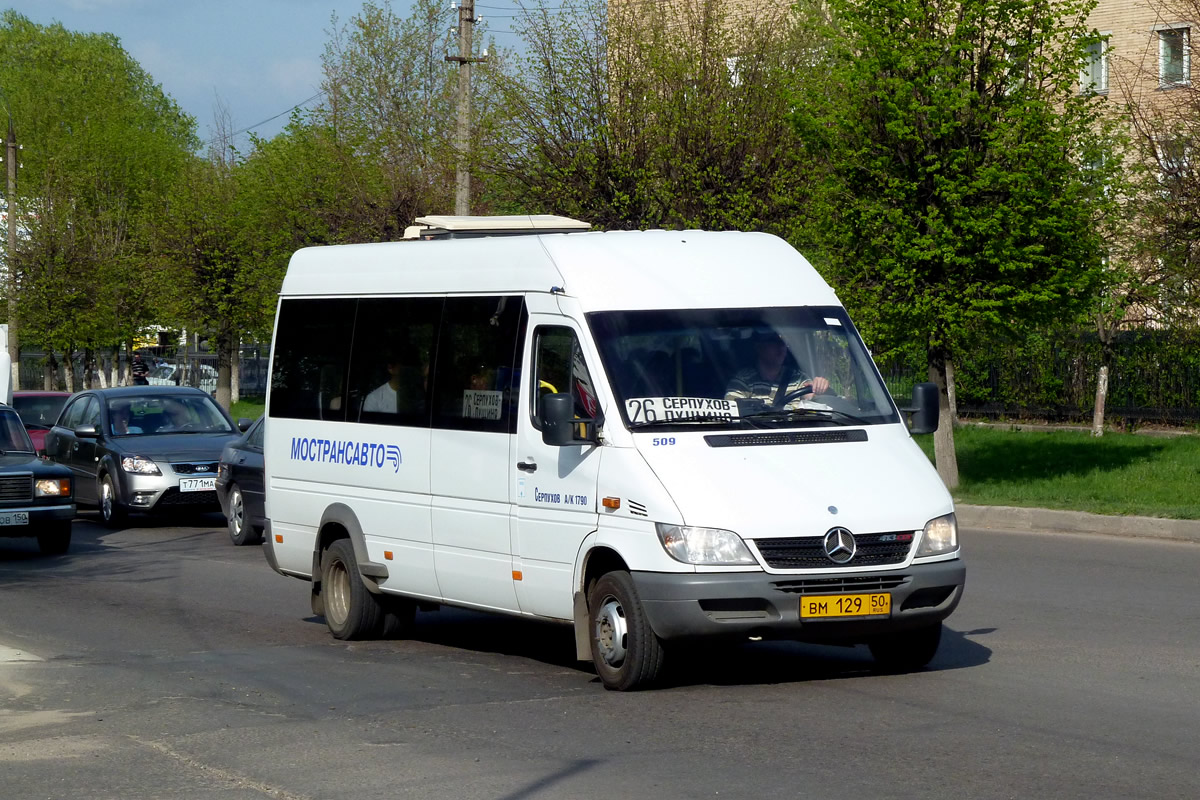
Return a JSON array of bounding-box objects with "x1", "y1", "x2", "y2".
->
[
  {"x1": 247, "y1": 418, "x2": 264, "y2": 448},
  {"x1": 59, "y1": 397, "x2": 90, "y2": 429},
  {"x1": 347, "y1": 297, "x2": 442, "y2": 427},
  {"x1": 531, "y1": 327, "x2": 601, "y2": 428},
  {"x1": 12, "y1": 395, "x2": 68, "y2": 428},
  {"x1": 110, "y1": 395, "x2": 234, "y2": 435},
  {"x1": 0, "y1": 410, "x2": 34, "y2": 451},
  {"x1": 431, "y1": 296, "x2": 526, "y2": 433},
  {"x1": 270, "y1": 298, "x2": 357, "y2": 420}
]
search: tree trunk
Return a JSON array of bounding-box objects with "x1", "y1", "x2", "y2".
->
[
  {"x1": 97, "y1": 353, "x2": 109, "y2": 389},
  {"x1": 928, "y1": 348, "x2": 960, "y2": 490},
  {"x1": 82, "y1": 348, "x2": 95, "y2": 390},
  {"x1": 215, "y1": 329, "x2": 233, "y2": 411},
  {"x1": 43, "y1": 352, "x2": 57, "y2": 391},
  {"x1": 64, "y1": 348, "x2": 77, "y2": 393},
  {"x1": 1092, "y1": 365, "x2": 1108, "y2": 437},
  {"x1": 110, "y1": 346, "x2": 120, "y2": 387},
  {"x1": 124, "y1": 342, "x2": 134, "y2": 386},
  {"x1": 945, "y1": 357, "x2": 959, "y2": 425},
  {"x1": 231, "y1": 340, "x2": 241, "y2": 405}
]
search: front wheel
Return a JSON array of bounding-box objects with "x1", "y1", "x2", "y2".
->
[
  {"x1": 587, "y1": 571, "x2": 665, "y2": 691},
  {"x1": 321, "y1": 538, "x2": 384, "y2": 640},
  {"x1": 99, "y1": 474, "x2": 127, "y2": 527},
  {"x1": 868, "y1": 623, "x2": 943, "y2": 672},
  {"x1": 225, "y1": 484, "x2": 261, "y2": 546},
  {"x1": 36, "y1": 520, "x2": 72, "y2": 556}
]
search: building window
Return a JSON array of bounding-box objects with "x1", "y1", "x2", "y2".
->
[
  {"x1": 1159, "y1": 26, "x2": 1190, "y2": 88},
  {"x1": 1080, "y1": 38, "x2": 1108, "y2": 94}
]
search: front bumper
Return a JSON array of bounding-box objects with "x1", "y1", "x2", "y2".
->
[
  {"x1": 633, "y1": 559, "x2": 965, "y2": 644},
  {"x1": 119, "y1": 472, "x2": 221, "y2": 513},
  {"x1": 0, "y1": 502, "x2": 77, "y2": 538}
]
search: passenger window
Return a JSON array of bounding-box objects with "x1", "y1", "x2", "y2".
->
[
  {"x1": 270, "y1": 298, "x2": 357, "y2": 420},
  {"x1": 532, "y1": 327, "x2": 601, "y2": 428},
  {"x1": 59, "y1": 398, "x2": 88, "y2": 429},
  {"x1": 430, "y1": 296, "x2": 527, "y2": 433},
  {"x1": 247, "y1": 419, "x2": 265, "y2": 448},
  {"x1": 82, "y1": 397, "x2": 101, "y2": 427},
  {"x1": 348, "y1": 297, "x2": 442, "y2": 427}
]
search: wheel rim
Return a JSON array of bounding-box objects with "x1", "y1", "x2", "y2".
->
[
  {"x1": 101, "y1": 479, "x2": 114, "y2": 520},
  {"x1": 594, "y1": 596, "x2": 628, "y2": 667},
  {"x1": 229, "y1": 488, "x2": 244, "y2": 536},
  {"x1": 325, "y1": 557, "x2": 351, "y2": 627}
]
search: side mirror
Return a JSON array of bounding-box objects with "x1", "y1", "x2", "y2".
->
[
  {"x1": 906, "y1": 382, "x2": 940, "y2": 435},
  {"x1": 541, "y1": 393, "x2": 597, "y2": 446},
  {"x1": 74, "y1": 424, "x2": 99, "y2": 439},
  {"x1": 237, "y1": 417, "x2": 253, "y2": 432}
]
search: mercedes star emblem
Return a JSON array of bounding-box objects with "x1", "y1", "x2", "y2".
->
[{"x1": 823, "y1": 527, "x2": 857, "y2": 564}]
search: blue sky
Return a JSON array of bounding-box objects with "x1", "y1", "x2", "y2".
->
[{"x1": 4, "y1": 0, "x2": 521, "y2": 148}]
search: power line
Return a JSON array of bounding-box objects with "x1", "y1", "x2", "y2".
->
[{"x1": 199, "y1": 91, "x2": 325, "y2": 148}]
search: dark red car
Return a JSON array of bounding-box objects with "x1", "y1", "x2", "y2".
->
[{"x1": 12, "y1": 391, "x2": 72, "y2": 455}]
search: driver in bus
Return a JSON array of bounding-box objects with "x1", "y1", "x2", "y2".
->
[{"x1": 725, "y1": 329, "x2": 830, "y2": 407}]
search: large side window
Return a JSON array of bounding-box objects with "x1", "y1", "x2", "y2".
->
[
  {"x1": 531, "y1": 326, "x2": 601, "y2": 428},
  {"x1": 270, "y1": 298, "x2": 357, "y2": 421},
  {"x1": 60, "y1": 396, "x2": 92, "y2": 429},
  {"x1": 430, "y1": 296, "x2": 526, "y2": 433},
  {"x1": 348, "y1": 297, "x2": 442, "y2": 427}
]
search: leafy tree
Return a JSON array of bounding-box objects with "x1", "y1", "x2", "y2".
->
[
  {"x1": 0, "y1": 11, "x2": 196, "y2": 386},
  {"x1": 792, "y1": 0, "x2": 1121, "y2": 486},
  {"x1": 488, "y1": 0, "x2": 819, "y2": 233}
]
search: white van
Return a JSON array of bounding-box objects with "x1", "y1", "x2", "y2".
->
[{"x1": 262, "y1": 216, "x2": 964, "y2": 691}]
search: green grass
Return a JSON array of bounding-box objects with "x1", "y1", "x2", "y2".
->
[
  {"x1": 916, "y1": 425, "x2": 1200, "y2": 519},
  {"x1": 230, "y1": 397, "x2": 265, "y2": 421}
]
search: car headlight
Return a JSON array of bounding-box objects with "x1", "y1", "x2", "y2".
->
[
  {"x1": 35, "y1": 478, "x2": 71, "y2": 497},
  {"x1": 916, "y1": 513, "x2": 958, "y2": 557},
  {"x1": 655, "y1": 523, "x2": 757, "y2": 565},
  {"x1": 121, "y1": 455, "x2": 162, "y2": 475}
]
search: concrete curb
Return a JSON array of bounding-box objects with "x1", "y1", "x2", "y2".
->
[{"x1": 956, "y1": 504, "x2": 1200, "y2": 544}]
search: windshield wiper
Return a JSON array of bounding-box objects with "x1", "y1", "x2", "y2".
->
[
  {"x1": 740, "y1": 407, "x2": 873, "y2": 426},
  {"x1": 630, "y1": 415, "x2": 741, "y2": 429}
]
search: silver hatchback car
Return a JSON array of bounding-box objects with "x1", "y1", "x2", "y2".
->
[{"x1": 43, "y1": 387, "x2": 246, "y2": 525}]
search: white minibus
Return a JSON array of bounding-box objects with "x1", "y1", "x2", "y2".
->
[{"x1": 262, "y1": 216, "x2": 964, "y2": 691}]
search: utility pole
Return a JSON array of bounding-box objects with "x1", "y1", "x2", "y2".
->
[
  {"x1": 5, "y1": 119, "x2": 16, "y2": 392},
  {"x1": 446, "y1": 0, "x2": 486, "y2": 215}
]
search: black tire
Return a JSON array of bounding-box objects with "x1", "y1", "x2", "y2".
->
[
  {"x1": 587, "y1": 571, "x2": 665, "y2": 691},
  {"x1": 225, "y1": 484, "x2": 262, "y2": 546},
  {"x1": 320, "y1": 538, "x2": 384, "y2": 640},
  {"x1": 99, "y1": 474, "x2": 127, "y2": 527},
  {"x1": 868, "y1": 623, "x2": 943, "y2": 672},
  {"x1": 36, "y1": 520, "x2": 72, "y2": 556},
  {"x1": 379, "y1": 595, "x2": 417, "y2": 639}
]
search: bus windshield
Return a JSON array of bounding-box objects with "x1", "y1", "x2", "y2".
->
[{"x1": 586, "y1": 306, "x2": 900, "y2": 431}]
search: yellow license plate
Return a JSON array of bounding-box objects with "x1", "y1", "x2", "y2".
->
[{"x1": 800, "y1": 593, "x2": 891, "y2": 619}]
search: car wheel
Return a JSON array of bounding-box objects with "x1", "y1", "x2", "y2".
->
[
  {"x1": 868, "y1": 623, "x2": 943, "y2": 672},
  {"x1": 225, "y1": 484, "x2": 261, "y2": 545},
  {"x1": 99, "y1": 474, "x2": 128, "y2": 527},
  {"x1": 320, "y1": 538, "x2": 384, "y2": 640},
  {"x1": 587, "y1": 571, "x2": 666, "y2": 691},
  {"x1": 36, "y1": 520, "x2": 72, "y2": 556}
]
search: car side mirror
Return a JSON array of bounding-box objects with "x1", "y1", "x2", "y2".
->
[
  {"x1": 541, "y1": 393, "x2": 598, "y2": 446},
  {"x1": 237, "y1": 417, "x2": 253, "y2": 432},
  {"x1": 906, "y1": 382, "x2": 940, "y2": 435},
  {"x1": 73, "y1": 424, "x2": 99, "y2": 439}
]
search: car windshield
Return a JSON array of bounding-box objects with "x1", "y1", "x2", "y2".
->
[
  {"x1": 587, "y1": 306, "x2": 900, "y2": 431},
  {"x1": 0, "y1": 409, "x2": 36, "y2": 452},
  {"x1": 12, "y1": 395, "x2": 68, "y2": 429},
  {"x1": 108, "y1": 395, "x2": 234, "y2": 436}
]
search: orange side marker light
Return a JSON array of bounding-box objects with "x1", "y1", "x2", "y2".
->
[
  {"x1": 512, "y1": 570, "x2": 523, "y2": 581},
  {"x1": 275, "y1": 534, "x2": 283, "y2": 543},
  {"x1": 602, "y1": 497, "x2": 621, "y2": 509},
  {"x1": 384, "y1": 551, "x2": 394, "y2": 561}
]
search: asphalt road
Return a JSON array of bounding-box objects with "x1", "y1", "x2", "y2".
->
[{"x1": 1, "y1": 515, "x2": 1197, "y2": 800}]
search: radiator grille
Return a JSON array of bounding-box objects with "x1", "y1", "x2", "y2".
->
[
  {"x1": 754, "y1": 531, "x2": 914, "y2": 569},
  {"x1": 0, "y1": 473, "x2": 33, "y2": 503},
  {"x1": 773, "y1": 575, "x2": 909, "y2": 595},
  {"x1": 171, "y1": 462, "x2": 219, "y2": 475}
]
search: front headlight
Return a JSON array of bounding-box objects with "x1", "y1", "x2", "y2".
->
[
  {"x1": 916, "y1": 512, "x2": 958, "y2": 557},
  {"x1": 35, "y1": 478, "x2": 71, "y2": 497},
  {"x1": 655, "y1": 523, "x2": 757, "y2": 565},
  {"x1": 121, "y1": 455, "x2": 161, "y2": 475}
]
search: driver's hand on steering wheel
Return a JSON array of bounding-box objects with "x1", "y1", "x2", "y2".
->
[{"x1": 809, "y1": 376, "x2": 830, "y2": 395}]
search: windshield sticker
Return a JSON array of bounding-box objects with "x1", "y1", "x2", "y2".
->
[
  {"x1": 462, "y1": 390, "x2": 503, "y2": 420},
  {"x1": 290, "y1": 436, "x2": 402, "y2": 473},
  {"x1": 824, "y1": 317, "x2": 842, "y2": 326},
  {"x1": 626, "y1": 397, "x2": 740, "y2": 424}
]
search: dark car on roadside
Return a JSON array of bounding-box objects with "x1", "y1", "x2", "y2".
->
[
  {"x1": 12, "y1": 391, "x2": 72, "y2": 455},
  {"x1": 216, "y1": 415, "x2": 264, "y2": 546},
  {"x1": 0, "y1": 403, "x2": 75, "y2": 554},
  {"x1": 42, "y1": 386, "x2": 243, "y2": 525}
]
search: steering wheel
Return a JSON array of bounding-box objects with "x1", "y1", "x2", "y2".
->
[
  {"x1": 777, "y1": 385, "x2": 814, "y2": 406},
  {"x1": 177, "y1": 422, "x2": 198, "y2": 431}
]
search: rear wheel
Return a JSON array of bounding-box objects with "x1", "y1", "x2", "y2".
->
[
  {"x1": 225, "y1": 484, "x2": 261, "y2": 545},
  {"x1": 99, "y1": 474, "x2": 127, "y2": 527},
  {"x1": 321, "y1": 538, "x2": 384, "y2": 640},
  {"x1": 868, "y1": 623, "x2": 943, "y2": 672},
  {"x1": 36, "y1": 520, "x2": 72, "y2": 556},
  {"x1": 587, "y1": 571, "x2": 665, "y2": 691}
]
